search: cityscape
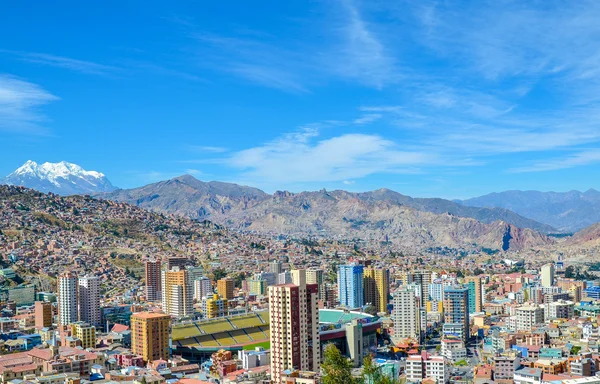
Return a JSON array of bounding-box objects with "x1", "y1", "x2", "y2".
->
[{"x1": 4, "y1": 1, "x2": 600, "y2": 384}]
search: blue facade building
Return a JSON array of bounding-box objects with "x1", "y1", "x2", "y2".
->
[{"x1": 338, "y1": 264, "x2": 364, "y2": 308}]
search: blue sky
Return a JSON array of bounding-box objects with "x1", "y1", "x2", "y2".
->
[{"x1": 2, "y1": 1, "x2": 600, "y2": 198}]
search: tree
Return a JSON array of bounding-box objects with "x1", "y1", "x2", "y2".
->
[
  {"x1": 364, "y1": 305, "x2": 378, "y2": 316},
  {"x1": 321, "y1": 344, "x2": 355, "y2": 384},
  {"x1": 472, "y1": 267, "x2": 484, "y2": 276},
  {"x1": 565, "y1": 266, "x2": 576, "y2": 278},
  {"x1": 362, "y1": 354, "x2": 399, "y2": 384}
]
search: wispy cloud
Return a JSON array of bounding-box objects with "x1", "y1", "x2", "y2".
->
[
  {"x1": 1, "y1": 50, "x2": 117, "y2": 76},
  {"x1": 510, "y1": 151, "x2": 600, "y2": 173},
  {"x1": 0, "y1": 74, "x2": 58, "y2": 134},
  {"x1": 189, "y1": 145, "x2": 229, "y2": 153},
  {"x1": 332, "y1": 0, "x2": 396, "y2": 88},
  {"x1": 353, "y1": 113, "x2": 382, "y2": 125}
]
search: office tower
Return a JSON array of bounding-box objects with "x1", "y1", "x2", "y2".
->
[
  {"x1": 58, "y1": 271, "x2": 78, "y2": 326},
  {"x1": 541, "y1": 264, "x2": 555, "y2": 288},
  {"x1": 278, "y1": 271, "x2": 292, "y2": 285},
  {"x1": 392, "y1": 286, "x2": 421, "y2": 341},
  {"x1": 78, "y1": 276, "x2": 101, "y2": 327},
  {"x1": 428, "y1": 282, "x2": 444, "y2": 302},
  {"x1": 131, "y1": 312, "x2": 170, "y2": 362},
  {"x1": 364, "y1": 268, "x2": 389, "y2": 314},
  {"x1": 306, "y1": 269, "x2": 324, "y2": 285},
  {"x1": 186, "y1": 266, "x2": 204, "y2": 281},
  {"x1": 35, "y1": 301, "x2": 52, "y2": 329},
  {"x1": 443, "y1": 287, "x2": 470, "y2": 342},
  {"x1": 406, "y1": 271, "x2": 432, "y2": 307},
  {"x1": 306, "y1": 269, "x2": 325, "y2": 302},
  {"x1": 193, "y1": 277, "x2": 212, "y2": 301},
  {"x1": 71, "y1": 321, "x2": 96, "y2": 349},
  {"x1": 270, "y1": 261, "x2": 283, "y2": 274},
  {"x1": 516, "y1": 305, "x2": 544, "y2": 331},
  {"x1": 465, "y1": 276, "x2": 483, "y2": 313},
  {"x1": 161, "y1": 267, "x2": 193, "y2": 317},
  {"x1": 269, "y1": 270, "x2": 320, "y2": 384},
  {"x1": 145, "y1": 259, "x2": 162, "y2": 301},
  {"x1": 166, "y1": 256, "x2": 188, "y2": 270},
  {"x1": 248, "y1": 278, "x2": 268, "y2": 295},
  {"x1": 258, "y1": 272, "x2": 278, "y2": 286},
  {"x1": 217, "y1": 277, "x2": 235, "y2": 300},
  {"x1": 338, "y1": 263, "x2": 364, "y2": 308},
  {"x1": 203, "y1": 294, "x2": 229, "y2": 318}
]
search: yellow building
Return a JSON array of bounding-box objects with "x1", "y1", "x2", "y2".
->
[
  {"x1": 426, "y1": 300, "x2": 444, "y2": 313},
  {"x1": 364, "y1": 268, "x2": 389, "y2": 314},
  {"x1": 204, "y1": 294, "x2": 229, "y2": 319},
  {"x1": 217, "y1": 278, "x2": 235, "y2": 300},
  {"x1": 161, "y1": 267, "x2": 193, "y2": 317},
  {"x1": 131, "y1": 312, "x2": 171, "y2": 363},
  {"x1": 70, "y1": 322, "x2": 96, "y2": 349},
  {"x1": 247, "y1": 279, "x2": 268, "y2": 296}
]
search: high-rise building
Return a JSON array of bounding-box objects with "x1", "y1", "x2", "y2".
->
[
  {"x1": 428, "y1": 282, "x2": 444, "y2": 302},
  {"x1": 392, "y1": 286, "x2": 421, "y2": 341},
  {"x1": 406, "y1": 271, "x2": 432, "y2": 307},
  {"x1": 278, "y1": 271, "x2": 292, "y2": 285},
  {"x1": 35, "y1": 301, "x2": 52, "y2": 329},
  {"x1": 131, "y1": 312, "x2": 170, "y2": 363},
  {"x1": 203, "y1": 294, "x2": 229, "y2": 318},
  {"x1": 217, "y1": 278, "x2": 235, "y2": 300},
  {"x1": 516, "y1": 305, "x2": 544, "y2": 331},
  {"x1": 465, "y1": 276, "x2": 483, "y2": 314},
  {"x1": 161, "y1": 267, "x2": 193, "y2": 318},
  {"x1": 193, "y1": 277, "x2": 212, "y2": 301},
  {"x1": 306, "y1": 269, "x2": 324, "y2": 285},
  {"x1": 541, "y1": 264, "x2": 555, "y2": 288},
  {"x1": 269, "y1": 270, "x2": 320, "y2": 384},
  {"x1": 270, "y1": 261, "x2": 283, "y2": 274},
  {"x1": 443, "y1": 287, "x2": 470, "y2": 342},
  {"x1": 338, "y1": 264, "x2": 364, "y2": 308},
  {"x1": 364, "y1": 268, "x2": 389, "y2": 314},
  {"x1": 306, "y1": 269, "x2": 325, "y2": 302},
  {"x1": 58, "y1": 272, "x2": 78, "y2": 326},
  {"x1": 248, "y1": 278, "x2": 268, "y2": 295},
  {"x1": 71, "y1": 321, "x2": 96, "y2": 349},
  {"x1": 78, "y1": 276, "x2": 100, "y2": 327},
  {"x1": 145, "y1": 259, "x2": 162, "y2": 301}
]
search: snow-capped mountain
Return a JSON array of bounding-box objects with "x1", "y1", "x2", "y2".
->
[{"x1": 1, "y1": 160, "x2": 116, "y2": 195}]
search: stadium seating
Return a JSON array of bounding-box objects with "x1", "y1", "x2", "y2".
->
[{"x1": 230, "y1": 329, "x2": 253, "y2": 344}]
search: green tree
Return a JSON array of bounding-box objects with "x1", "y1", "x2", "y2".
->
[
  {"x1": 362, "y1": 354, "x2": 399, "y2": 384},
  {"x1": 565, "y1": 266, "x2": 576, "y2": 278},
  {"x1": 321, "y1": 344, "x2": 355, "y2": 384}
]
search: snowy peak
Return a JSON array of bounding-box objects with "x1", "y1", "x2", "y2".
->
[{"x1": 2, "y1": 160, "x2": 116, "y2": 195}]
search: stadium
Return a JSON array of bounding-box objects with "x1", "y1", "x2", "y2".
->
[{"x1": 171, "y1": 309, "x2": 382, "y2": 363}]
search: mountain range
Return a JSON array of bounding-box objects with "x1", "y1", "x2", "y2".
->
[
  {"x1": 5, "y1": 161, "x2": 600, "y2": 252},
  {"x1": 458, "y1": 190, "x2": 600, "y2": 233},
  {"x1": 100, "y1": 175, "x2": 554, "y2": 252},
  {"x1": 1, "y1": 161, "x2": 116, "y2": 195}
]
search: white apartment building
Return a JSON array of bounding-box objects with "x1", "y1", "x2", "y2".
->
[
  {"x1": 405, "y1": 353, "x2": 449, "y2": 384},
  {"x1": 516, "y1": 305, "x2": 544, "y2": 331},
  {"x1": 78, "y1": 276, "x2": 100, "y2": 326},
  {"x1": 392, "y1": 286, "x2": 421, "y2": 341},
  {"x1": 58, "y1": 271, "x2": 78, "y2": 326}
]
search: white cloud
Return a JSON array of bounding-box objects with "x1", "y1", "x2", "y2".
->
[
  {"x1": 0, "y1": 74, "x2": 58, "y2": 134},
  {"x1": 227, "y1": 130, "x2": 434, "y2": 184}
]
